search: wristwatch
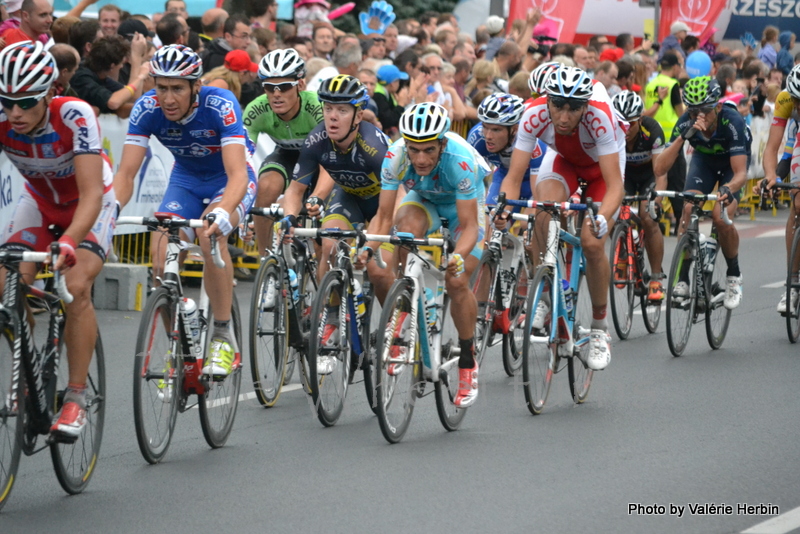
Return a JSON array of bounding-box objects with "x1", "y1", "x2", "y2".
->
[{"x1": 656, "y1": 99, "x2": 664, "y2": 106}]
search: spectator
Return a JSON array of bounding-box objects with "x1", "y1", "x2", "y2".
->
[
  {"x1": 508, "y1": 69, "x2": 530, "y2": 100},
  {"x1": 131, "y1": 14, "x2": 156, "y2": 37},
  {"x1": 305, "y1": 57, "x2": 332, "y2": 82},
  {"x1": 636, "y1": 49, "x2": 657, "y2": 82},
  {"x1": 769, "y1": 67, "x2": 784, "y2": 85},
  {"x1": 374, "y1": 63, "x2": 408, "y2": 136},
  {"x1": 51, "y1": 15, "x2": 80, "y2": 45},
  {"x1": 165, "y1": 0, "x2": 188, "y2": 18},
  {"x1": 594, "y1": 60, "x2": 619, "y2": 91},
  {"x1": 247, "y1": 0, "x2": 277, "y2": 30},
  {"x1": 614, "y1": 58, "x2": 638, "y2": 96},
  {"x1": 203, "y1": 49, "x2": 257, "y2": 102},
  {"x1": 716, "y1": 64, "x2": 736, "y2": 94},
  {"x1": 419, "y1": 11, "x2": 439, "y2": 39},
  {"x1": 278, "y1": 22, "x2": 296, "y2": 43},
  {"x1": 50, "y1": 43, "x2": 81, "y2": 97},
  {"x1": 435, "y1": 29, "x2": 457, "y2": 62},
  {"x1": 777, "y1": 31, "x2": 796, "y2": 75},
  {"x1": 384, "y1": 23, "x2": 398, "y2": 59},
  {"x1": 586, "y1": 46, "x2": 599, "y2": 70},
  {"x1": 464, "y1": 59, "x2": 500, "y2": 104},
  {"x1": 71, "y1": 35, "x2": 147, "y2": 117},
  {"x1": 200, "y1": 8, "x2": 228, "y2": 44},
  {"x1": 202, "y1": 15, "x2": 251, "y2": 72},
  {"x1": 422, "y1": 53, "x2": 465, "y2": 120},
  {"x1": 758, "y1": 26, "x2": 779, "y2": 69},
  {"x1": 312, "y1": 23, "x2": 334, "y2": 59},
  {"x1": 484, "y1": 15, "x2": 505, "y2": 60},
  {"x1": 0, "y1": 0, "x2": 23, "y2": 35},
  {"x1": 616, "y1": 33, "x2": 635, "y2": 55},
  {"x1": 98, "y1": 4, "x2": 122, "y2": 37},
  {"x1": 361, "y1": 36, "x2": 386, "y2": 60},
  {"x1": 156, "y1": 12, "x2": 189, "y2": 47},
  {"x1": 681, "y1": 34, "x2": 700, "y2": 56},
  {"x1": 307, "y1": 39, "x2": 360, "y2": 91},
  {"x1": 357, "y1": 68, "x2": 380, "y2": 116},
  {"x1": 452, "y1": 58, "x2": 470, "y2": 102},
  {"x1": 285, "y1": 36, "x2": 313, "y2": 61},
  {"x1": 394, "y1": 48, "x2": 419, "y2": 77},
  {"x1": 588, "y1": 34, "x2": 612, "y2": 53},
  {"x1": 492, "y1": 40, "x2": 522, "y2": 91},
  {"x1": 69, "y1": 18, "x2": 102, "y2": 58},
  {"x1": 573, "y1": 45, "x2": 591, "y2": 71},
  {"x1": 187, "y1": 31, "x2": 203, "y2": 54},
  {"x1": 550, "y1": 43, "x2": 575, "y2": 59},
  {"x1": 659, "y1": 20, "x2": 689, "y2": 60},
  {"x1": 117, "y1": 18, "x2": 150, "y2": 84},
  {"x1": 1, "y1": 0, "x2": 51, "y2": 47},
  {"x1": 252, "y1": 27, "x2": 277, "y2": 56},
  {"x1": 452, "y1": 40, "x2": 476, "y2": 67}
]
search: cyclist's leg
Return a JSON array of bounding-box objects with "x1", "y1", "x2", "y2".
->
[
  {"x1": 530, "y1": 151, "x2": 571, "y2": 268},
  {"x1": 254, "y1": 148, "x2": 295, "y2": 255},
  {"x1": 679, "y1": 155, "x2": 712, "y2": 236},
  {"x1": 151, "y1": 178, "x2": 208, "y2": 281},
  {"x1": 710, "y1": 162, "x2": 743, "y2": 309},
  {"x1": 580, "y1": 172, "x2": 615, "y2": 323},
  {"x1": 667, "y1": 149, "x2": 687, "y2": 233},
  {"x1": 633, "y1": 174, "x2": 665, "y2": 279},
  {"x1": 317, "y1": 187, "x2": 374, "y2": 281}
]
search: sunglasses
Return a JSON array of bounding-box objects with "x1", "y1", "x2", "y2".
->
[
  {"x1": 688, "y1": 106, "x2": 715, "y2": 116},
  {"x1": 0, "y1": 92, "x2": 47, "y2": 111},
  {"x1": 262, "y1": 81, "x2": 299, "y2": 93},
  {"x1": 548, "y1": 96, "x2": 586, "y2": 111}
]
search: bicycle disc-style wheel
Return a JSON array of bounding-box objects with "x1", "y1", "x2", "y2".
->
[
  {"x1": 568, "y1": 272, "x2": 594, "y2": 404},
  {"x1": 502, "y1": 260, "x2": 527, "y2": 376},
  {"x1": 249, "y1": 257, "x2": 288, "y2": 407},
  {"x1": 609, "y1": 225, "x2": 634, "y2": 340},
  {"x1": 435, "y1": 296, "x2": 467, "y2": 432},
  {"x1": 470, "y1": 252, "x2": 498, "y2": 366},
  {"x1": 133, "y1": 287, "x2": 181, "y2": 464},
  {"x1": 666, "y1": 234, "x2": 697, "y2": 357},
  {"x1": 0, "y1": 321, "x2": 22, "y2": 512},
  {"x1": 198, "y1": 293, "x2": 243, "y2": 448},
  {"x1": 51, "y1": 328, "x2": 106, "y2": 494},
  {"x1": 308, "y1": 270, "x2": 349, "y2": 427},
  {"x1": 375, "y1": 278, "x2": 420, "y2": 443},
  {"x1": 705, "y1": 241, "x2": 731, "y2": 349},
  {"x1": 522, "y1": 265, "x2": 555, "y2": 415},
  {"x1": 786, "y1": 228, "x2": 800, "y2": 342}
]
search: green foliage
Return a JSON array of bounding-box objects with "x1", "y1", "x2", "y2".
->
[{"x1": 386, "y1": 0, "x2": 458, "y2": 21}]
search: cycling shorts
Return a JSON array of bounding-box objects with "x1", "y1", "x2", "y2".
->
[
  {"x1": 322, "y1": 186, "x2": 379, "y2": 230},
  {"x1": 486, "y1": 166, "x2": 532, "y2": 213},
  {"x1": 258, "y1": 146, "x2": 300, "y2": 192},
  {"x1": 684, "y1": 154, "x2": 744, "y2": 200},
  {"x1": 398, "y1": 190, "x2": 485, "y2": 259},
  {"x1": 535, "y1": 149, "x2": 625, "y2": 202},
  {"x1": 0, "y1": 185, "x2": 116, "y2": 261},
  {"x1": 624, "y1": 169, "x2": 655, "y2": 196}
]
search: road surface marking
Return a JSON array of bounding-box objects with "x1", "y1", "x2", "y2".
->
[
  {"x1": 193, "y1": 383, "x2": 304, "y2": 409},
  {"x1": 742, "y1": 505, "x2": 800, "y2": 533},
  {"x1": 762, "y1": 281, "x2": 785, "y2": 289}
]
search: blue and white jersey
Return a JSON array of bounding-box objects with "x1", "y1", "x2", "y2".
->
[
  {"x1": 125, "y1": 86, "x2": 255, "y2": 182},
  {"x1": 466, "y1": 122, "x2": 546, "y2": 177}
]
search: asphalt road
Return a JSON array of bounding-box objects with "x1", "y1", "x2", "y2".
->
[{"x1": 2, "y1": 213, "x2": 800, "y2": 534}]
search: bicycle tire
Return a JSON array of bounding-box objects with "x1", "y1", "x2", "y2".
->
[
  {"x1": 470, "y1": 252, "x2": 499, "y2": 366},
  {"x1": 0, "y1": 321, "x2": 22, "y2": 512},
  {"x1": 666, "y1": 233, "x2": 697, "y2": 357},
  {"x1": 568, "y1": 271, "x2": 594, "y2": 404},
  {"x1": 249, "y1": 257, "x2": 288, "y2": 407},
  {"x1": 198, "y1": 292, "x2": 243, "y2": 448},
  {"x1": 294, "y1": 259, "x2": 318, "y2": 393},
  {"x1": 51, "y1": 328, "x2": 106, "y2": 494},
  {"x1": 786, "y1": 226, "x2": 800, "y2": 343},
  {"x1": 374, "y1": 277, "x2": 419, "y2": 443},
  {"x1": 502, "y1": 259, "x2": 527, "y2": 376},
  {"x1": 704, "y1": 237, "x2": 731, "y2": 349},
  {"x1": 435, "y1": 295, "x2": 468, "y2": 431},
  {"x1": 308, "y1": 270, "x2": 349, "y2": 427},
  {"x1": 521, "y1": 265, "x2": 555, "y2": 415},
  {"x1": 609, "y1": 224, "x2": 634, "y2": 340},
  {"x1": 133, "y1": 287, "x2": 181, "y2": 464},
  {"x1": 360, "y1": 283, "x2": 378, "y2": 416}
]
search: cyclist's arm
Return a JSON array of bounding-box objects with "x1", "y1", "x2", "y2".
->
[
  {"x1": 365, "y1": 187, "x2": 398, "y2": 251},
  {"x1": 453, "y1": 197, "x2": 479, "y2": 257},
  {"x1": 282, "y1": 180, "x2": 308, "y2": 220},
  {"x1": 727, "y1": 154, "x2": 749, "y2": 194},
  {"x1": 763, "y1": 122, "x2": 787, "y2": 184},
  {"x1": 653, "y1": 137, "x2": 684, "y2": 177},
  {"x1": 216, "y1": 143, "x2": 249, "y2": 216},
  {"x1": 308, "y1": 168, "x2": 335, "y2": 205},
  {"x1": 112, "y1": 144, "x2": 148, "y2": 208},
  {"x1": 598, "y1": 153, "x2": 624, "y2": 221},
  {"x1": 498, "y1": 148, "x2": 533, "y2": 201},
  {"x1": 65, "y1": 153, "x2": 104, "y2": 247}
]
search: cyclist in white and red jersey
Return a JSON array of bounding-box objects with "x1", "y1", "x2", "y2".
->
[
  {"x1": 0, "y1": 42, "x2": 115, "y2": 440},
  {"x1": 498, "y1": 66, "x2": 626, "y2": 371}
]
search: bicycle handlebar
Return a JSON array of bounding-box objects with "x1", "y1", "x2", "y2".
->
[
  {"x1": 116, "y1": 215, "x2": 224, "y2": 267},
  {"x1": 653, "y1": 190, "x2": 732, "y2": 225},
  {"x1": 1, "y1": 248, "x2": 74, "y2": 303}
]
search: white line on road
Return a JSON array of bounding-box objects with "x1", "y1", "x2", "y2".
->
[
  {"x1": 742, "y1": 505, "x2": 800, "y2": 534},
  {"x1": 757, "y1": 229, "x2": 787, "y2": 239},
  {"x1": 762, "y1": 281, "x2": 785, "y2": 289},
  {"x1": 192, "y1": 382, "x2": 304, "y2": 409}
]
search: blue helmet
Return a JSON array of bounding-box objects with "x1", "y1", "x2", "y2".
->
[
  {"x1": 150, "y1": 44, "x2": 203, "y2": 80},
  {"x1": 477, "y1": 93, "x2": 526, "y2": 126}
]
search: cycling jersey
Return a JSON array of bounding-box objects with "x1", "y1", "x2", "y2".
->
[
  {"x1": 772, "y1": 89, "x2": 799, "y2": 127},
  {"x1": 243, "y1": 91, "x2": 323, "y2": 150},
  {"x1": 671, "y1": 105, "x2": 751, "y2": 158},
  {"x1": 624, "y1": 116, "x2": 665, "y2": 194}
]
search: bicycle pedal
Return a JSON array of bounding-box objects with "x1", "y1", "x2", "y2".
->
[{"x1": 46, "y1": 432, "x2": 78, "y2": 445}]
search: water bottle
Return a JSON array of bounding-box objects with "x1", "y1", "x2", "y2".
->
[
  {"x1": 703, "y1": 236, "x2": 718, "y2": 273},
  {"x1": 183, "y1": 298, "x2": 201, "y2": 355},
  {"x1": 288, "y1": 269, "x2": 299, "y2": 304},
  {"x1": 632, "y1": 229, "x2": 640, "y2": 245},
  {"x1": 561, "y1": 279, "x2": 574, "y2": 315},
  {"x1": 424, "y1": 287, "x2": 437, "y2": 327},
  {"x1": 699, "y1": 234, "x2": 710, "y2": 271},
  {"x1": 353, "y1": 279, "x2": 366, "y2": 318}
]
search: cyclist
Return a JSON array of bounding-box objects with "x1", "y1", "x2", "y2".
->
[
  {"x1": 279, "y1": 74, "x2": 390, "y2": 372},
  {"x1": 366, "y1": 102, "x2": 491, "y2": 408},
  {"x1": 0, "y1": 42, "x2": 115, "y2": 439},
  {"x1": 113, "y1": 45, "x2": 257, "y2": 378},
  {"x1": 498, "y1": 65, "x2": 626, "y2": 371},
  {"x1": 756, "y1": 65, "x2": 800, "y2": 313},
  {"x1": 243, "y1": 48, "x2": 323, "y2": 255},
  {"x1": 653, "y1": 76, "x2": 749, "y2": 310},
  {"x1": 611, "y1": 90, "x2": 667, "y2": 301}
]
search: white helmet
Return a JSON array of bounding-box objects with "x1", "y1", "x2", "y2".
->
[
  {"x1": 528, "y1": 61, "x2": 559, "y2": 96},
  {"x1": 0, "y1": 41, "x2": 57, "y2": 94},
  {"x1": 545, "y1": 66, "x2": 593, "y2": 101},
  {"x1": 477, "y1": 93, "x2": 525, "y2": 126},
  {"x1": 399, "y1": 103, "x2": 451, "y2": 142},
  {"x1": 787, "y1": 65, "x2": 800, "y2": 99},
  {"x1": 149, "y1": 44, "x2": 203, "y2": 80},
  {"x1": 259, "y1": 48, "x2": 306, "y2": 80},
  {"x1": 612, "y1": 90, "x2": 644, "y2": 121}
]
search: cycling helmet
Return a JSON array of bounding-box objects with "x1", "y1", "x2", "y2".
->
[
  {"x1": 318, "y1": 75, "x2": 370, "y2": 108},
  {"x1": 149, "y1": 44, "x2": 203, "y2": 80},
  {"x1": 544, "y1": 66, "x2": 593, "y2": 101},
  {"x1": 528, "y1": 61, "x2": 559, "y2": 96},
  {"x1": 786, "y1": 65, "x2": 800, "y2": 99},
  {"x1": 612, "y1": 90, "x2": 644, "y2": 121},
  {"x1": 399, "y1": 103, "x2": 451, "y2": 143},
  {"x1": 477, "y1": 93, "x2": 525, "y2": 126},
  {"x1": 682, "y1": 76, "x2": 721, "y2": 107},
  {"x1": 258, "y1": 48, "x2": 306, "y2": 80},
  {"x1": 0, "y1": 41, "x2": 56, "y2": 94}
]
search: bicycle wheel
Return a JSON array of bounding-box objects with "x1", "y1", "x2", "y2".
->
[
  {"x1": 374, "y1": 278, "x2": 420, "y2": 443},
  {"x1": 435, "y1": 295, "x2": 468, "y2": 431},
  {"x1": 470, "y1": 252, "x2": 498, "y2": 366},
  {"x1": 293, "y1": 259, "x2": 318, "y2": 392},
  {"x1": 522, "y1": 265, "x2": 555, "y2": 415},
  {"x1": 639, "y1": 249, "x2": 662, "y2": 334},
  {"x1": 307, "y1": 270, "x2": 349, "y2": 427},
  {"x1": 568, "y1": 271, "x2": 594, "y2": 403},
  {"x1": 666, "y1": 233, "x2": 697, "y2": 357},
  {"x1": 502, "y1": 260, "x2": 527, "y2": 376},
  {"x1": 705, "y1": 241, "x2": 731, "y2": 349},
  {"x1": 786, "y1": 227, "x2": 800, "y2": 343},
  {"x1": 51, "y1": 328, "x2": 106, "y2": 494},
  {"x1": 609, "y1": 224, "x2": 634, "y2": 340},
  {"x1": 360, "y1": 282, "x2": 378, "y2": 416},
  {"x1": 249, "y1": 257, "x2": 288, "y2": 407},
  {"x1": 0, "y1": 321, "x2": 21, "y2": 512},
  {"x1": 133, "y1": 287, "x2": 181, "y2": 464},
  {"x1": 198, "y1": 293, "x2": 243, "y2": 448}
]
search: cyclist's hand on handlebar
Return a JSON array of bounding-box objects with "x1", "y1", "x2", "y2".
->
[
  {"x1": 51, "y1": 236, "x2": 78, "y2": 272},
  {"x1": 305, "y1": 196, "x2": 323, "y2": 218},
  {"x1": 205, "y1": 207, "x2": 232, "y2": 237},
  {"x1": 718, "y1": 185, "x2": 734, "y2": 206},
  {"x1": 279, "y1": 215, "x2": 296, "y2": 244},
  {"x1": 493, "y1": 208, "x2": 510, "y2": 230},
  {"x1": 353, "y1": 246, "x2": 373, "y2": 269},
  {"x1": 755, "y1": 177, "x2": 775, "y2": 195},
  {"x1": 447, "y1": 253, "x2": 465, "y2": 277},
  {"x1": 592, "y1": 214, "x2": 608, "y2": 238}
]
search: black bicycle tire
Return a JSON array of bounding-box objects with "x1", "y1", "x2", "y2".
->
[
  {"x1": 666, "y1": 233, "x2": 697, "y2": 357},
  {"x1": 249, "y1": 256, "x2": 288, "y2": 407}
]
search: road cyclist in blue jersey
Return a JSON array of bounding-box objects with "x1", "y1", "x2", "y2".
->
[{"x1": 113, "y1": 45, "x2": 257, "y2": 378}]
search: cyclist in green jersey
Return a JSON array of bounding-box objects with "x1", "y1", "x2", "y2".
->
[{"x1": 243, "y1": 48, "x2": 324, "y2": 254}]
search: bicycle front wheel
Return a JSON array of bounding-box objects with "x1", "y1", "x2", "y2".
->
[
  {"x1": 435, "y1": 296, "x2": 468, "y2": 431},
  {"x1": 51, "y1": 328, "x2": 106, "y2": 494},
  {"x1": 609, "y1": 224, "x2": 634, "y2": 340},
  {"x1": 705, "y1": 242, "x2": 731, "y2": 349},
  {"x1": 569, "y1": 272, "x2": 594, "y2": 404},
  {"x1": 198, "y1": 293, "x2": 243, "y2": 448},
  {"x1": 666, "y1": 233, "x2": 697, "y2": 357},
  {"x1": 502, "y1": 259, "x2": 527, "y2": 376},
  {"x1": 522, "y1": 265, "x2": 555, "y2": 415},
  {"x1": 249, "y1": 257, "x2": 288, "y2": 407},
  {"x1": 470, "y1": 252, "x2": 498, "y2": 366},
  {"x1": 133, "y1": 287, "x2": 181, "y2": 464},
  {"x1": 308, "y1": 270, "x2": 349, "y2": 427},
  {"x1": 786, "y1": 227, "x2": 800, "y2": 342},
  {"x1": 0, "y1": 321, "x2": 22, "y2": 512}
]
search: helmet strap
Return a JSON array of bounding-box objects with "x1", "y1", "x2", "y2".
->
[{"x1": 176, "y1": 80, "x2": 199, "y2": 124}]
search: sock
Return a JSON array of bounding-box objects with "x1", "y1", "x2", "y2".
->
[
  {"x1": 725, "y1": 255, "x2": 740, "y2": 277},
  {"x1": 591, "y1": 305, "x2": 608, "y2": 331},
  {"x1": 64, "y1": 382, "x2": 87, "y2": 410},
  {"x1": 458, "y1": 338, "x2": 475, "y2": 369},
  {"x1": 213, "y1": 319, "x2": 230, "y2": 337}
]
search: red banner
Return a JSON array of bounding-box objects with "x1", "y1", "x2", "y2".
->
[
  {"x1": 658, "y1": 0, "x2": 726, "y2": 44},
  {"x1": 508, "y1": 0, "x2": 586, "y2": 45}
]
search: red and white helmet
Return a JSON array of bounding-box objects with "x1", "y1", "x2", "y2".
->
[{"x1": 0, "y1": 41, "x2": 57, "y2": 94}]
